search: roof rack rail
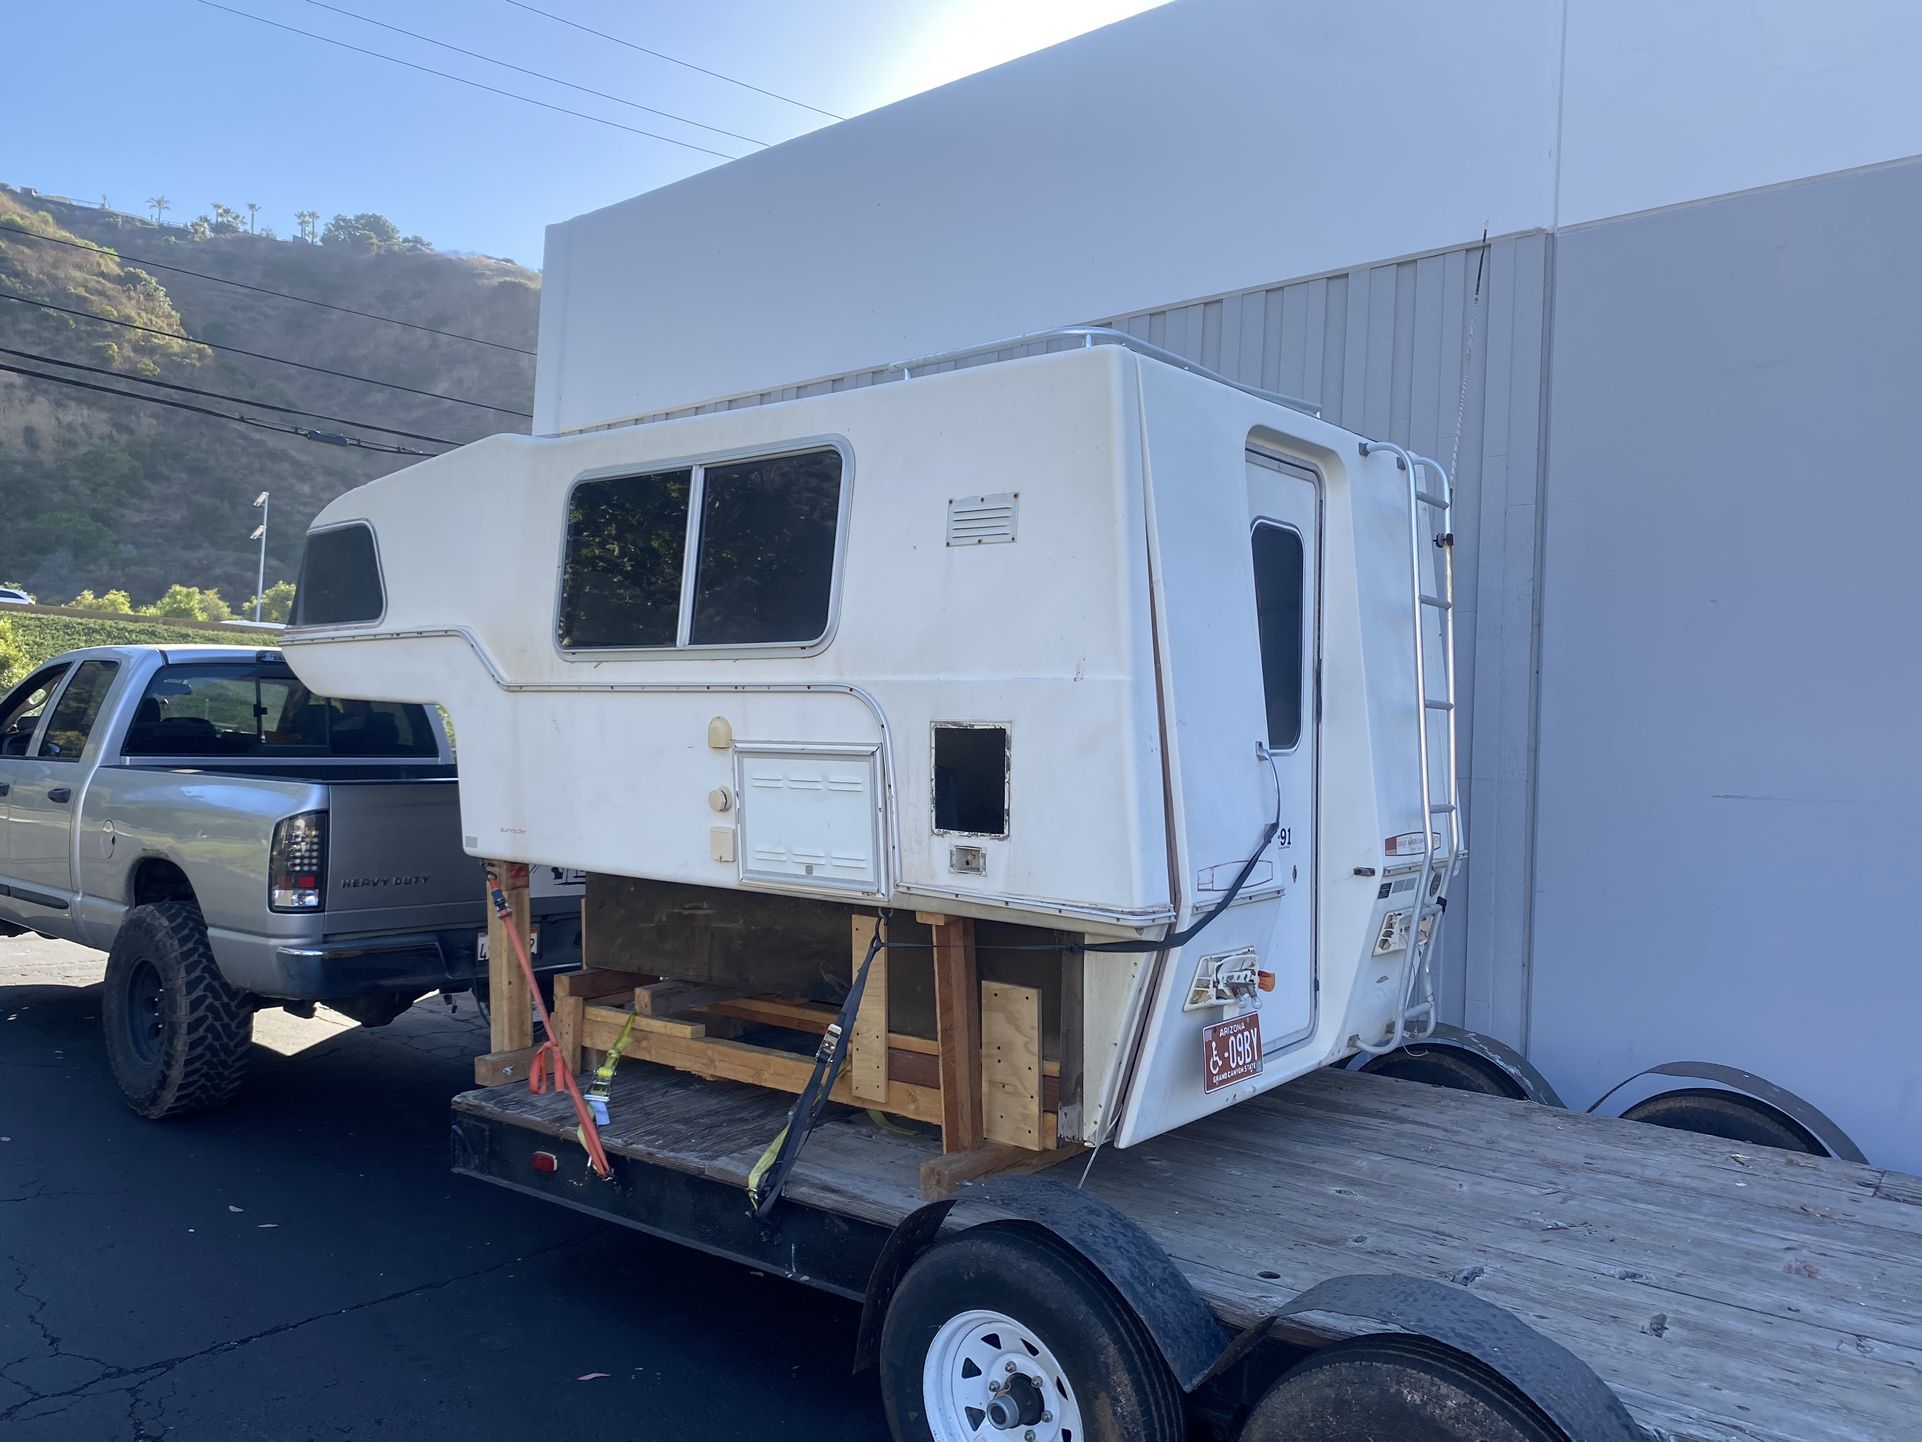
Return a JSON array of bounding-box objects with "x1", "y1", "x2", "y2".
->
[{"x1": 889, "y1": 324, "x2": 1321, "y2": 417}]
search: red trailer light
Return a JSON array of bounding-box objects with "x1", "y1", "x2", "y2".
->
[{"x1": 530, "y1": 1151, "x2": 558, "y2": 1174}]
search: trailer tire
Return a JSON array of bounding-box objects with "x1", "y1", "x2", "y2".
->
[
  {"x1": 1620, "y1": 1088, "x2": 1821, "y2": 1155},
  {"x1": 1357, "y1": 1045, "x2": 1526, "y2": 1098},
  {"x1": 1239, "y1": 1333, "x2": 1565, "y2": 1442},
  {"x1": 879, "y1": 1222, "x2": 1183, "y2": 1442},
  {"x1": 103, "y1": 902, "x2": 253, "y2": 1119}
]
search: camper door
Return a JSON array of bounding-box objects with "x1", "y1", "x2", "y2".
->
[{"x1": 1116, "y1": 444, "x2": 1319, "y2": 1146}]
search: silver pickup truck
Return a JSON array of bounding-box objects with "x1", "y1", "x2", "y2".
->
[{"x1": 0, "y1": 645, "x2": 579, "y2": 1117}]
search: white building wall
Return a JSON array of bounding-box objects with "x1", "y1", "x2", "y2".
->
[{"x1": 534, "y1": 0, "x2": 1563, "y2": 432}]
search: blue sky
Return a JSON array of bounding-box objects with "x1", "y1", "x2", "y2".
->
[{"x1": 5, "y1": 0, "x2": 1164, "y2": 267}]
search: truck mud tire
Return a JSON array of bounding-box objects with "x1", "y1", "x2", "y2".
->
[
  {"x1": 879, "y1": 1223, "x2": 1183, "y2": 1442},
  {"x1": 1239, "y1": 1333, "x2": 1565, "y2": 1442},
  {"x1": 103, "y1": 902, "x2": 253, "y2": 1119}
]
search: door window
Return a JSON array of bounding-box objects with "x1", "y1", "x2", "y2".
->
[
  {"x1": 0, "y1": 665, "x2": 69, "y2": 758},
  {"x1": 1250, "y1": 523, "x2": 1305, "y2": 750},
  {"x1": 37, "y1": 660, "x2": 120, "y2": 761}
]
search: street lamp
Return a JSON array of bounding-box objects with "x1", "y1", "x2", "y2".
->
[{"x1": 250, "y1": 491, "x2": 270, "y2": 623}]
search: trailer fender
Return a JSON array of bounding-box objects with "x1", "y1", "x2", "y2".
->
[
  {"x1": 1205, "y1": 1273, "x2": 1642, "y2": 1442},
  {"x1": 853, "y1": 1175, "x2": 1228, "y2": 1389},
  {"x1": 1344, "y1": 1024, "x2": 1565, "y2": 1106},
  {"x1": 1588, "y1": 1060, "x2": 1865, "y2": 1161}
]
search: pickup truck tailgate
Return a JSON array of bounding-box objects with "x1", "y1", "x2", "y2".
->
[{"x1": 323, "y1": 778, "x2": 479, "y2": 933}]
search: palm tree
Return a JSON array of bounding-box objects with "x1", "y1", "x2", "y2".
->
[
  {"x1": 148, "y1": 195, "x2": 170, "y2": 224},
  {"x1": 245, "y1": 201, "x2": 260, "y2": 233},
  {"x1": 295, "y1": 209, "x2": 320, "y2": 243}
]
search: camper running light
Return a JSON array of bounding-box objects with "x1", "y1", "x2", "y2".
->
[{"x1": 270, "y1": 811, "x2": 328, "y2": 911}]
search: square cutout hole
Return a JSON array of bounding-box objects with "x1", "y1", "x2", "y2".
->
[{"x1": 933, "y1": 724, "x2": 1007, "y2": 836}]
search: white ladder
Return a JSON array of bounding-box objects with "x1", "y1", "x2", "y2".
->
[{"x1": 1358, "y1": 441, "x2": 1466, "y2": 1054}]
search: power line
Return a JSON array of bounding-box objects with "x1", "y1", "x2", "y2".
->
[
  {"x1": 192, "y1": 0, "x2": 744, "y2": 161},
  {"x1": 0, "y1": 361, "x2": 438, "y2": 456},
  {"x1": 295, "y1": 0, "x2": 770, "y2": 148},
  {"x1": 0, "y1": 288, "x2": 532, "y2": 417},
  {"x1": 0, "y1": 223, "x2": 534, "y2": 354},
  {"x1": 0, "y1": 345, "x2": 460, "y2": 447},
  {"x1": 504, "y1": 1, "x2": 845, "y2": 121}
]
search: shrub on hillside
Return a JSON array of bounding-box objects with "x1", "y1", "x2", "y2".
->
[
  {"x1": 0, "y1": 617, "x2": 27, "y2": 688},
  {"x1": 242, "y1": 579, "x2": 296, "y2": 624},
  {"x1": 69, "y1": 588, "x2": 134, "y2": 614},
  {"x1": 142, "y1": 584, "x2": 232, "y2": 623}
]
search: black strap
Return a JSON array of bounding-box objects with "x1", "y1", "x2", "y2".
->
[{"x1": 747, "y1": 928, "x2": 886, "y2": 1221}]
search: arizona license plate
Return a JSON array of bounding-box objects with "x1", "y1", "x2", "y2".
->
[
  {"x1": 476, "y1": 926, "x2": 540, "y2": 962},
  {"x1": 1202, "y1": 1011, "x2": 1262, "y2": 1092}
]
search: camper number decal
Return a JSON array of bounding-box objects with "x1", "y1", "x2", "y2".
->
[{"x1": 1203, "y1": 1013, "x2": 1263, "y2": 1092}]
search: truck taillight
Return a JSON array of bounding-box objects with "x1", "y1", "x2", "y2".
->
[{"x1": 270, "y1": 811, "x2": 327, "y2": 912}]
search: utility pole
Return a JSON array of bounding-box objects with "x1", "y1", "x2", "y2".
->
[{"x1": 250, "y1": 491, "x2": 270, "y2": 622}]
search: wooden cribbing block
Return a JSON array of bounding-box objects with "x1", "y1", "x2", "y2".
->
[
  {"x1": 474, "y1": 1046, "x2": 537, "y2": 1087},
  {"x1": 980, "y1": 982, "x2": 1044, "y2": 1149},
  {"x1": 927, "y1": 914, "x2": 984, "y2": 1155},
  {"x1": 706, "y1": 996, "x2": 1063, "y2": 1081},
  {"x1": 553, "y1": 992, "x2": 586, "y2": 1075},
  {"x1": 633, "y1": 980, "x2": 738, "y2": 1017},
  {"x1": 920, "y1": 1141, "x2": 1084, "y2": 1202},
  {"x1": 849, "y1": 915, "x2": 887, "y2": 1104},
  {"x1": 579, "y1": 1004, "x2": 943, "y2": 1124},
  {"x1": 485, "y1": 862, "x2": 532, "y2": 1056},
  {"x1": 555, "y1": 968, "x2": 643, "y2": 1000}
]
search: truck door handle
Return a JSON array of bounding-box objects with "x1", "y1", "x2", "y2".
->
[{"x1": 47, "y1": 787, "x2": 71, "y2": 804}]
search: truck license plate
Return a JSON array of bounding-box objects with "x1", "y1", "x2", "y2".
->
[
  {"x1": 1202, "y1": 1012, "x2": 1262, "y2": 1092},
  {"x1": 476, "y1": 927, "x2": 539, "y2": 963}
]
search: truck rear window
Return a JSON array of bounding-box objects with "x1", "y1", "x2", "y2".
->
[{"x1": 121, "y1": 665, "x2": 439, "y2": 759}]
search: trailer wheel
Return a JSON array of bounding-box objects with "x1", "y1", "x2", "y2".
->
[
  {"x1": 1357, "y1": 1045, "x2": 1526, "y2": 1098},
  {"x1": 1620, "y1": 1088, "x2": 1822, "y2": 1155},
  {"x1": 879, "y1": 1223, "x2": 1183, "y2": 1442},
  {"x1": 103, "y1": 902, "x2": 253, "y2": 1119},
  {"x1": 1239, "y1": 1333, "x2": 1565, "y2": 1442}
]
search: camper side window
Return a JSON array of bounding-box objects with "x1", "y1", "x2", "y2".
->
[
  {"x1": 559, "y1": 447, "x2": 844, "y2": 652},
  {"x1": 559, "y1": 468, "x2": 694, "y2": 648},
  {"x1": 1251, "y1": 523, "x2": 1305, "y2": 750},
  {"x1": 291, "y1": 522, "x2": 384, "y2": 627},
  {"x1": 689, "y1": 450, "x2": 842, "y2": 646}
]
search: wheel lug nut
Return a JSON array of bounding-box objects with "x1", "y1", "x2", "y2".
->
[
  {"x1": 1005, "y1": 1361, "x2": 1018, "y2": 1374},
  {"x1": 1024, "y1": 1432, "x2": 1035, "y2": 1441},
  {"x1": 988, "y1": 1379, "x2": 1001, "y2": 1393},
  {"x1": 1042, "y1": 1414, "x2": 1052, "y2": 1423}
]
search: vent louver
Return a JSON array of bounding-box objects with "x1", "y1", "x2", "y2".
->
[{"x1": 946, "y1": 492, "x2": 1019, "y2": 546}]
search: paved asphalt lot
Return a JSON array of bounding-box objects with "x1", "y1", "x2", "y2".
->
[{"x1": 0, "y1": 935, "x2": 888, "y2": 1441}]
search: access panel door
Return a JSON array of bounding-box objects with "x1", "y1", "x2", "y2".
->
[{"x1": 1114, "y1": 449, "x2": 1319, "y2": 1146}]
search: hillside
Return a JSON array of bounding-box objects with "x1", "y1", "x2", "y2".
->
[{"x1": 0, "y1": 184, "x2": 538, "y2": 607}]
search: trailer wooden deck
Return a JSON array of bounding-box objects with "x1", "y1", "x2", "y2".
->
[{"x1": 454, "y1": 1064, "x2": 1921, "y2": 1442}]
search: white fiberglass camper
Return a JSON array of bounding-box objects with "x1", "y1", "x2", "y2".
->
[{"x1": 283, "y1": 334, "x2": 1461, "y2": 1149}]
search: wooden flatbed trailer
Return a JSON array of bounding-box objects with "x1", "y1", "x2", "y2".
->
[{"x1": 452, "y1": 1059, "x2": 1922, "y2": 1442}]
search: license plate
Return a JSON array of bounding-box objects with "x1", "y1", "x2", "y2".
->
[
  {"x1": 1202, "y1": 1012, "x2": 1262, "y2": 1093},
  {"x1": 476, "y1": 926, "x2": 539, "y2": 963}
]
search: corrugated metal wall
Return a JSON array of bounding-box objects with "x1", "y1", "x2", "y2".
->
[{"x1": 595, "y1": 232, "x2": 1554, "y2": 1044}]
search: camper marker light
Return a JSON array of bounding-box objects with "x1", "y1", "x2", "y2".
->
[{"x1": 269, "y1": 811, "x2": 327, "y2": 911}]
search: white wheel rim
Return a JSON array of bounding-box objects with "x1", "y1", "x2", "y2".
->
[{"x1": 923, "y1": 1307, "x2": 1084, "y2": 1442}]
